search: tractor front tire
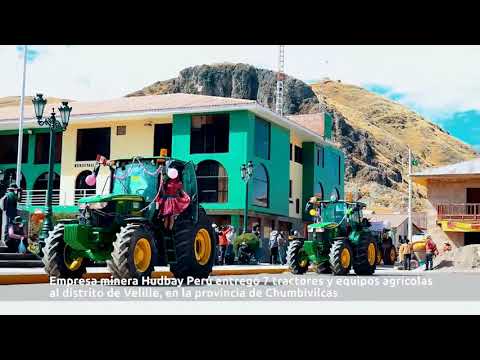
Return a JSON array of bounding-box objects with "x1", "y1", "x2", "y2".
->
[
  {"x1": 108, "y1": 224, "x2": 158, "y2": 280},
  {"x1": 43, "y1": 223, "x2": 87, "y2": 279},
  {"x1": 353, "y1": 235, "x2": 377, "y2": 275},
  {"x1": 329, "y1": 239, "x2": 352, "y2": 275},
  {"x1": 287, "y1": 240, "x2": 310, "y2": 275},
  {"x1": 170, "y1": 213, "x2": 216, "y2": 280},
  {"x1": 383, "y1": 245, "x2": 397, "y2": 265}
]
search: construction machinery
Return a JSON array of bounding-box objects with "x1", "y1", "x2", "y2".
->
[
  {"x1": 287, "y1": 195, "x2": 378, "y2": 276},
  {"x1": 42, "y1": 155, "x2": 216, "y2": 280}
]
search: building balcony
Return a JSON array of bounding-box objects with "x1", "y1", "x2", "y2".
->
[
  {"x1": 19, "y1": 189, "x2": 61, "y2": 207},
  {"x1": 437, "y1": 203, "x2": 480, "y2": 222}
]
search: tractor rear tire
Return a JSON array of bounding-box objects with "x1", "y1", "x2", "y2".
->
[
  {"x1": 287, "y1": 240, "x2": 310, "y2": 274},
  {"x1": 329, "y1": 239, "x2": 352, "y2": 275},
  {"x1": 383, "y1": 245, "x2": 397, "y2": 265},
  {"x1": 107, "y1": 224, "x2": 158, "y2": 280},
  {"x1": 43, "y1": 223, "x2": 87, "y2": 279},
  {"x1": 170, "y1": 213, "x2": 216, "y2": 280},
  {"x1": 353, "y1": 235, "x2": 377, "y2": 275}
]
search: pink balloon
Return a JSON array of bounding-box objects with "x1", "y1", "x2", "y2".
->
[{"x1": 85, "y1": 174, "x2": 96, "y2": 187}]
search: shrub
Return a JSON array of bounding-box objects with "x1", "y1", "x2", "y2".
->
[{"x1": 232, "y1": 232, "x2": 260, "y2": 251}]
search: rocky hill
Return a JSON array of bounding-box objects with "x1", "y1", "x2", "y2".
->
[
  {"x1": 129, "y1": 63, "x2": 478, "y2": 210},
  {"x1": 312, "y1": 80, "x2": 478, "y2": 210},
  {"x1": 128, "y1": 63, "x2": 320, "y2": 115}
]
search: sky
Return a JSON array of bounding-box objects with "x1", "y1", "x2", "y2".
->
[{"x1": 1, "y1": 45, "x2": 479, "y2": 150}]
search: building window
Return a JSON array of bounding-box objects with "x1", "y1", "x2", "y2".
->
[
  {"x1": 154, "y1": 123, "x2": 172, "y2": 157},
  {"x1": 296, "y1": 199, "x2": 300, "y2": 214},
  {"x1": 289, "y1": 143, "x2": 292, "y2": 161},
  {"x1": 317, "y1": 146, "x2": 324, "y2": 167},
  {"x1": 116, "y1": 126, "x2": 126, "y2": 136},
  {"x1": 316, "y1": 182, "x2": 324, "y2": 200},
  {"x1": 196, "y1": 160, "x2": 228, "y2": 203},
  {"x1": 294, "y1": 145, "x2": 302, "y2": 164},
  {"x1": 289, "y1": 180, "x2": 292, "y2": 198},
  {"x1": 35, "y1": 133, "x2": 62, "y2": 164},
  {"x1": 255, "y1": 117, "x2": 270, "y2": 160},
  {"x1": 0, "y1": 134, "x2": 29, "y2": 164},
  {"x1": 190, "y1": 114, "x2": 229, "y2": 154},
  {"x1": 76, "y1": 128, "x2": 111, "y2": 161},
  {"x1": 338, "y1": 155, "x2": 341, "y2": 185},
  {"x1": 252, "y1": 164, "x2": 269, "y2": 208}
]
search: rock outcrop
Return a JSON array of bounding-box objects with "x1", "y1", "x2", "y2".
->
[{"x1": 128, "y1": 63, "x2": 319, "y2": 115}]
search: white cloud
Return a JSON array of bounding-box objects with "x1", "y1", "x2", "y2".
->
[{"x1": 0, "y1": 45, "x2": 480, "y2": 117}]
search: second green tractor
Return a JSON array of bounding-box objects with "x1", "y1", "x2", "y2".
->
[{"x1": 287, "y1": 196, "x2": 389, "y2": 276}]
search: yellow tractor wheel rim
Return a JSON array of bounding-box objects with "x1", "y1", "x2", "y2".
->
[
  {"x1": 340, "y1": 248, "x2": 350, "y2": 269},
  {"x1": 194, "y1": 228, "x2": 212, "y2": 266},
  {"x1": 390, "y1": 247, "x2": 396, "y2": 263},
  {"x1": 64, "y1": 247, "x2": 83, "y2": 271},
  {"x1": 134, "y1": 238, "x2": 152, "y2": 273},
  {"x1": 368, "y1": 243, "x2": 376, "y2": 266}
]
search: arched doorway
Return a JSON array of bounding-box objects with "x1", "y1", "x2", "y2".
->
[
  {"x1": 196, "y1": 160, "x2": 228, "y2": 203},
  {"x1": 252, "y1": 164, "x2": 269, "y2": 207},
  {"x1": 32, "y1": 172, "x2": 60, "y2": 205},
  {"x1": 75, "y1": 170, "x2": 96, "y2": 203}
]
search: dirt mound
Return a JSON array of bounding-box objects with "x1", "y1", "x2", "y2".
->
[{"x1": 432, "y1": 245, "x2": 480, "y2": 271}]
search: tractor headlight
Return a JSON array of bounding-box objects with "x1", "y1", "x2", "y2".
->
[{"x1": 315, "y1": 228, "x2": 325, "y2": 233}]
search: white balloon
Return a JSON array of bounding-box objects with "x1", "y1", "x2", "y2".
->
[{"x1": 167, "y1": 167, "x2": 178, "y2": 179}]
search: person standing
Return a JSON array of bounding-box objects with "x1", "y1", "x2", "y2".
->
[
  {"x1": 224, "y1": 225, "x2": 235, "y2": 265},
  {"x1": 277, "y1": 231, "x2": 288, "y2": 265},
  {"x1": 1, "y1": 183, "x2": 20, "y2": 242},
  {"x1": 425, "y1": 235, "x2": 438, "y2": 271},
  {"x1": 401, "y1": 240, "x2": 413, "y2": 270},
  {"x1": 269, "y1": 230, "x2": 279, "y2": 264},
  {"x1": 217, "y1": 226, "x2": 228, "y2": 265}
]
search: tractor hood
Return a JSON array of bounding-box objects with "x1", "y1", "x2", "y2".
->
[
  {"x1": 308, "y1": 222, "x2": 338, "y2": 232},
  {"x1": 78, "y1": 194, "x2": 145, "y2": 204}
]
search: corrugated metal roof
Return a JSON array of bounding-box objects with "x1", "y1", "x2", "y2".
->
[
  {"x1": 0, "y1": 93, "x2": 256, "y2": 121},
  {"x1": 411, "y1": 157, "x2": 480, "y2": 177}
]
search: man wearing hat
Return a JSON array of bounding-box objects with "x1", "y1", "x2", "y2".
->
[
  {"x1": 6, "y1": 216, "x2": 27, "y2": 253},
  {"x1": 1, "y1": 183, "x2": 20, "y2": 242}
]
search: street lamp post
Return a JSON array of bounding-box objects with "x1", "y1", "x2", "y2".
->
[
  {"x1": 240, "y1": 161, "x2": 254, "y2": 234},
  {"x1": 32, "y1": 94, "x2": 72, "y2": 246}
]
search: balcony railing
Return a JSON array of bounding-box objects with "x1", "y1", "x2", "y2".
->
[
  {"x1": 437, "y1": 203, "x2": 480, "y2": 221},
  {"x1": 74, "y1": 189, "x2": 96, "y2": 205},
  {"x1": 18, "y1": 189, "x2": 60, "y2": 207}
]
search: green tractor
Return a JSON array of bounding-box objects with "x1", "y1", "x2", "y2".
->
[
  {"x1": 42, "y1": 156, "x2": 216, "y2": 280},
  {"x1": 287, "y1": 195, "x2": 378, "y2": 276}
]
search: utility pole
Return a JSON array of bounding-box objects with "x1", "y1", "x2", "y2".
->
[
  {"x1": 16, "y1": 45, "x2": 28, "y2": 187},
  {"x1": 276, "y1": 45, "x2": 285, "y2": 116},
  {"x1": 408, "y1": 147, "x2": 413, "y2": 242}
]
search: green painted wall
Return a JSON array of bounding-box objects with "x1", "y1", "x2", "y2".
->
[
  {"x1": 171, "y1": 110, "x2": 290, "y2": 217},
  {"x1": 0, "y1": 129, "x2": 61, "y2": 190},
  {"x1": 302, "y1": 142, "x2": 345, "y2": 221}
]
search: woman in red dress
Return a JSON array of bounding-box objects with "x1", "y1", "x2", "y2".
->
[{"x1": 156, "y1": 167, "x2": 190, "y2": 230}]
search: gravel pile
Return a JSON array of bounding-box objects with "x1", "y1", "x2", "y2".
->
[{"x1": 428, "y1": 245, "x2": 480, "y2": 272}]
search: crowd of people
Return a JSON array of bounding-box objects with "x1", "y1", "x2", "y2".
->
[{"x1": 212, "y1": 222, "x2": 298, "y2": 266}]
